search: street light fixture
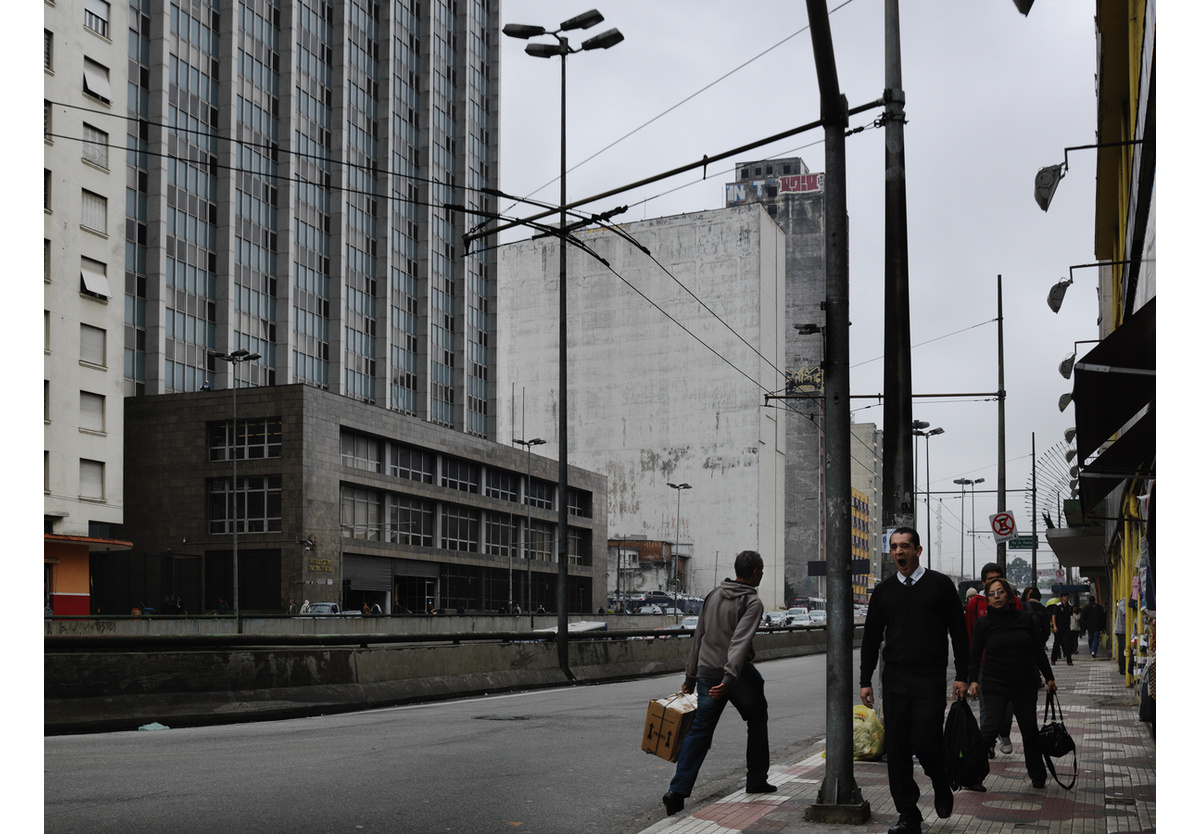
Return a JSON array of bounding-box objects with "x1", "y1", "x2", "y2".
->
[
  {"x1": 914, "y1": 426, "x2": 944, "y2": 557},
  {"x1": 514, "y1": 437, "x2": 547, "y2": 615},
  {"x1": 209, "y1": 348, "x2": 261, "y2": 617},
  {"x1": 504, "y1": 9, "x2": 623, "y2": 671},
  {"x1": 667, "y1": 483, "x2": 691, "y2": 617},
  {"x1": 953, "y1": 477, "x2": 985, "y2": 581}
]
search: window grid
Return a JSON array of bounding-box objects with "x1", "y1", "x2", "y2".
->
[
  {"x1": 209, "y1": 475, "x2": 283, "y2": 534},
  {"x1": 208, "y1": 418, "x2": 283, "y2": 461}
]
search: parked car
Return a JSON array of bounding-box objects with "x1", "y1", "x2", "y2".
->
[{"x1": 298, "y1": 602, "x2": 361, "y2": 617}]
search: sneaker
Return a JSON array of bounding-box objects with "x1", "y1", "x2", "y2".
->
[{"x1": 999, "y1": 736, "x2": 1013, "y2": 754}]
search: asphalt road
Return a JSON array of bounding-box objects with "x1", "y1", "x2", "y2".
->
[{"x1": 44, "y1": 653, "x2": 850, "y2": 834}]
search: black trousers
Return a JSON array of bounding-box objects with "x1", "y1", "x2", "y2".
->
[
  {"x1": 882, "y1": 669, "x2": 951, "y2": 823},
  {"x1": 977, "y1": 683, "x2": 1046, "y2": 785}
]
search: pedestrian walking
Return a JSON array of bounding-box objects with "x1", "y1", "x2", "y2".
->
[
  {"x1": 1070, "y1": 604, "x2": 1082, "y2": 654},
  {"x1": 860, "y1": 527, "x2": 970, "y2": 834},
  {"x1": 965, "y1": 562, "x2": 1019, "y2": 757},
  {"x1": 1049, "y1": 598, "x2": 1074, "y2": 666},
  {"x1": 662, "y1": 550, "x2": 773, "y2": 817},
  {"x1": 1081, "y1": 596, "x2": 1107, "y2": 658},
  {"x1": 968, "y1": 576, "x2": 1057, "y2": 790}
]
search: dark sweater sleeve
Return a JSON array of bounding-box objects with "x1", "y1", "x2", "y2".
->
[{"x1": 945, "y1": 577, "x2": 970, "y2": 682}]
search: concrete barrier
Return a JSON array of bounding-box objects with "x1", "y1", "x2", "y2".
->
[{"x1": 45, "y1": 625, "x2": 862, "y2": 735}]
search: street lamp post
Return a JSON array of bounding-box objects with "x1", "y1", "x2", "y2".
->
[
  {"x1": 210, "y1": 348, "x2": 260, "y2": 617},
  {"x1": 504, "y1": 9, "x2": 623, "y2": 674},
  {"x1": 913, "y1": 425, "x2": 943, "y2": 561},
  {"x1": 667, "y1": 482, "x2": 691, "y2": 618},
  {"x1": 514, "y1": 437, "x2": 546, "y2": 615},
  {"x1": 954, "y1": 477, "x2": 985, "y2": 582}
]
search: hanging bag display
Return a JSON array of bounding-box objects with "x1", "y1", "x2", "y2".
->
[{"x1": 1037, "y1": 690, "x2": 1077, "y2": 789}]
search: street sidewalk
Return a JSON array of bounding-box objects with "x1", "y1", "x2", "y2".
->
[{"x1": 641, "y1": 655, "x2": 1154, "y2": 834}]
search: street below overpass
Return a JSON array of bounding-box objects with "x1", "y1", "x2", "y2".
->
[{"x1": 45, "y1": 653, "x2": 849, "y2": 834}]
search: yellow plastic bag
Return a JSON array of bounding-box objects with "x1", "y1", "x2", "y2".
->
[
  {"x1": 852, "y1": 705, "x2": 884, "y2": 760},
  {"x1": 821, "y1": 705, "x2": 884, "y2": 760}
]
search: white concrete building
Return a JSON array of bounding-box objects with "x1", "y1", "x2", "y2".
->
[
  {"x1": 44, "y1": 0, "x2": 132, "y2": 613},
  {"x1": 498, "y1": 205, "x2": 788, "y2": 609}
]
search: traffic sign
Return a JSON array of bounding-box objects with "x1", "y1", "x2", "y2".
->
[
  {"x1": 990, "y1": 511, "x2": 1017, "y2": 542},
  {"x1": 1008, "y1": 535, "x2": 1034, "y2": 549}
]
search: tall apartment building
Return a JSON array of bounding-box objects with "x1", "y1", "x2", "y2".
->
[
  {"x1": 43, "y1": 2, "x2": 609, "y2": 616},
  {"x1": 725, "y1": 157, "x2": 830, "y2": 599},
  {"x1": 45, "y1": 0, "x2": 133, "y2": 614}
]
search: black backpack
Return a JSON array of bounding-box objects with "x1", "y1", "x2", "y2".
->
[
  {"x1": 1026, "y1": 600, "x2": 1052, "y2": 643},
  {"x1": 943, "y1": 698, "x2": 990, "y2": 791}
]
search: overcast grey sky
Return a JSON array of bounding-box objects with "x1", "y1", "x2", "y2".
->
[{"x1": 497, "y1": 0, "x2": 1132, "y2": 575}]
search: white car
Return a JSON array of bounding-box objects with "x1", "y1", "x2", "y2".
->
[
  {"x1": 764, "y1": 611, "x2": 788, "y2": 627},
  {"x1": 809, "y1": 610, "x2": 827, "y2": 624},
  {"x1": 681, "y1": 616, "x2": 699, "y2": 630},
  {"x1": 786, "y1": 607, "x2": 811, "y2": 626},
  {"x1": 637, "y1": 604, "x2": 663, "y2": 615}
]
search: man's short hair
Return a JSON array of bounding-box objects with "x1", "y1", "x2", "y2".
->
[
  {"x1": 979, "y1": 561, "x2": 1003, "y2": 582},
  {"x1": 1025, "y1": 586, "x2": 1042, "y2": 600},
  {"x1": 891, "y1": 526, "x2": 920, "y2": 548},
  {"x1": 734, "y1": 550, "x2": 763, "y2": 579}
]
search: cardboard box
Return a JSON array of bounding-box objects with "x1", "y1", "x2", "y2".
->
[{"x1": 641, "y1": 693, "x2": 699, "y2": 762}]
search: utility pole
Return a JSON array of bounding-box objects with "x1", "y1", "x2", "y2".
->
[
  {"x1": 880, "y1": 0, "x2": 915, "y2": 570},
  {"x1": 996, "y1": 275, "x2": 1008, "y2": 570},
  {"x1": 803, "y1": 0, "x2": 867, "y2": 821}
]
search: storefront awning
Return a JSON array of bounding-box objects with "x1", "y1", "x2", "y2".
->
[
  {"x1": 1078, "y1": 404, "x2": 1155, "y2": 514},
  {"x1": 1045, "y1": 526, "x2": 1106, "y2": 574},
  {"x1": 1072, "y1": 297, "x2": 1155, "y2": 462}
]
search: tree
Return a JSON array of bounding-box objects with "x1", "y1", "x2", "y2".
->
[{"x1": 1007, "y1": 557, "x2": 1032, "y2": 588}]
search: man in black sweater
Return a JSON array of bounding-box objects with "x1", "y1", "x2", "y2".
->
[{"x1": 860, "y1": 527, "x2": 970, "y2": 834}]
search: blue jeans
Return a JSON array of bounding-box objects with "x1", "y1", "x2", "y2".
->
[
  {"x1": 668, "y1": 664, "x2": 770, "y2": 797},
  {"x1": 1089, "y1": 630, "x2": 1101, "y2": 656}
]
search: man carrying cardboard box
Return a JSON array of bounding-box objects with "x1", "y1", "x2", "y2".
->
[{"x1": 662, "y1": 550, "x2": 775, "y2": 817}]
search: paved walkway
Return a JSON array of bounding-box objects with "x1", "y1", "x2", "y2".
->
[{"x1": 641, "y1": 656, "x2": 1154, "y2": 834}]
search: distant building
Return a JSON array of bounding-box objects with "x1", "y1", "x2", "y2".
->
[
  {"x1": 45, "y1": 2, "x2": 515, "y2": 611},
  {"x1": 498, "y1": 205, "x2": 788, "y2": 608},
  {"x1": 110, "y1": 385, "x2": 606, "y2": 615},
  {"x1": 851, "y1": 422, "x2": 885, "y2": 589},
  {"x1": 44, "y1": 0, "x2": 134, "y2": 613},
  {"x1": 725, "y1": 157, "x2": 829, "y2": 599}
]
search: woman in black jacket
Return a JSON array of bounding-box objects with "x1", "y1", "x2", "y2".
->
[{"x1": 968, "y1": 577, "x2": 1057, "y2": 789}]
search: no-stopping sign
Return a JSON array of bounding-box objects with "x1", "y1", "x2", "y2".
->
[{"x1": 990, "y1": 511, "x2": 1017, "y2": 542}]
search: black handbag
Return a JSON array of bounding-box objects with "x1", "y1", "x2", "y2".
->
[{"x1": 1038, "y1": 690, "x2": 1076, "y2": 789}]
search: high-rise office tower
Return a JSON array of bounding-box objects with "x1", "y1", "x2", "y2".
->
[
  {"x1": 47, "y1": 1, "x2": 511, "y2": 613},
  {"x1": 122, "y1": 0, "x2": 499, "y2": 432}
]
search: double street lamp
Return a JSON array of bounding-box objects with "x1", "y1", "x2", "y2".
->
[
  {"x1": 504, "y1": 9, "x2": 623, "y2": 668},
  {"x1": 954, "y1": 477, "x2": 985, "y2": 582},
  {"x1": 912, "y1": 423, "x2": 944, "y2": 560},
  {"x1": 209, "y1": 348, "x2": 260, "y2": 616},
  {"x1": 514, "y1": 437, "x2": 547, "y2": 614},
  {"x1": 667, "y1": 482, "x2": 691, "y2": 615}
]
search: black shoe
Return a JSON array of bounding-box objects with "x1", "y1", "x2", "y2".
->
[
  {"x1": 934, "y1": 782, "x2": 954, "y2": 818},
  {"x1": 988, "y1": 745, "x2": 996, "y2": 760},
  {"x1": 662, "y1": 791, "x2": 685, "y2": 816},
  {"x1": 965, "y1": 782, "x2": 988, "y2": 792},
  {"x1": 888, "y1": 819, "x2": 922, "y2": 834},
  {"x1": 747, "y1": 782, "x2": 778, "y2": 794},
  {"x1": 1031, "y1": 777, "x2": 1046, "y2": 789}
]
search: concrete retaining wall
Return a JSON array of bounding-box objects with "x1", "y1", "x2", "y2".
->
[{"x1": 45, "y1": 626, "x2": 862, "y2": 735}]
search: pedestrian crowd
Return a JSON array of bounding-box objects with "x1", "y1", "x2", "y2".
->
[{"x1": 658, "y1": 528, "x2": 1114, "y2": 834}]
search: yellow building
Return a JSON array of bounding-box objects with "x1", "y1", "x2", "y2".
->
[{"x1": 1045, "y1": 2, "x2": 1154, "y2": 702}]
